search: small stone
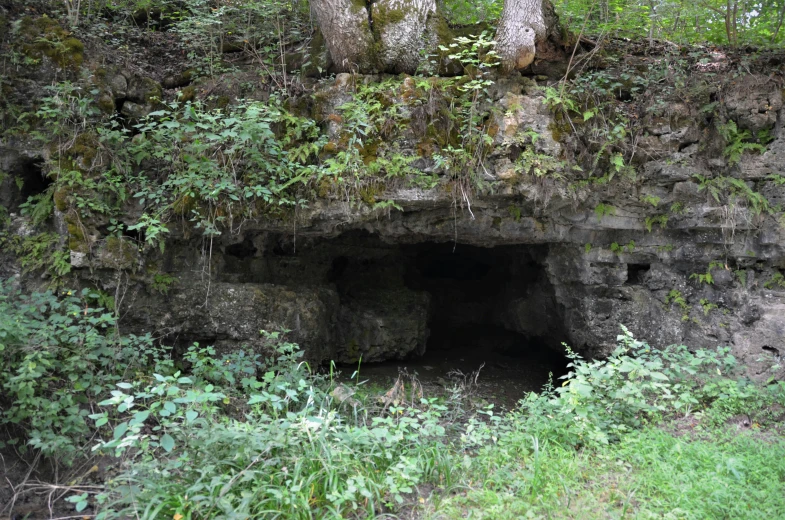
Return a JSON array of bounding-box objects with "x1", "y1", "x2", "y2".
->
[
  {"x1": 70, "y1": 250, "x2": 88, "y2": 268},
  {"x1": 335, "y1": 73, "x2": 353, "y2": 89}
]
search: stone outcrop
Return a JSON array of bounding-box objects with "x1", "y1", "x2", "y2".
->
[{"x1": 1, "y1": 14, "x2": 783, "y2": 380}]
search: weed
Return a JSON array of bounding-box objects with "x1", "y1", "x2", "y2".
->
[
  {"x1": 764, "y1": 271, "x2": 785, "y2": 289},
  {"x1": 594, "y1": 202, "x2": 616, "y2": 221}
]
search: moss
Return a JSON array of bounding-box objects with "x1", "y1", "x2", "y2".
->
[
  {"x1": 179, "y1": 85, "x2": 196, "y2": 102},
  {"x1": 350, "y1": 0, "x2": 368, "y2": 14},
  {"x1": 433, "y1": 15, "x2": 454, "y2": 47},
  {"x1": 214, "y1": 95, "x2": 230, "y2": 110},
  {"x1": 97, "y1": 93, "x2": 115, "y2": 114},
  {"x1": 20, "y1": 16, "x2": 84, "y2": 70},
  {"x1": 372, "y1": 4, "x2": 406, "y2": 31},
  {"x1": 400, "y1": 76, "x2": 418, "y2": 102},
  {"x1": 102, "y1": 236, "x2": 138, "y2": 268},
  {"x1": 416, "y1": 138, "x2": 438, "y2": 157},
  {"x1": 66, "y1": 219, "x2": 88, "y2": 253},
  {"x1": 345, "y1": 338, "x2": 361, "y2": 363},
  {"x1": 132, "y1": 77, "x2": 163, "y2": 105},
  {"x1": 359, "y1": 183, "x2": 382, "y2": 205},
  {"x1": 487, "y1": 123, "x2": 499, "y2": 139},
  {"x1": 548, "y1": 120, "x2": 572, "y2": 143},
  {"x1": 53, "y1": 187, "x2": 70, "y2": 212},
  {"x1": 359, "y1": 141, "x2": 379, "y2": 165},
  {"x1": 173, "y1": 194, "x2": 197, "y2": 216},
  {"x1": 70, "y1": 132, "x2": 99, "y2": 165},
  {"x1": 317, "y1": 178, "x2": 333, "y2": 198}
]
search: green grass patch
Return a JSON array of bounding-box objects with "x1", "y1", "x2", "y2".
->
[{"x1": 432, "y1": 426, "x2": 785, "y2": 519}]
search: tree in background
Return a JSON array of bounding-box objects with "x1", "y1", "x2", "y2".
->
[{"x1": 310, "y1": 0, "x2": 564, "y2": 74}]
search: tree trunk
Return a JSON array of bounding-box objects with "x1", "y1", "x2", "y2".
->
[
  {"x1": 310, "y1": 0, "x2": 376, "y2": 73},
  {"x1": 311, "y1": 0, "x2": 437, "y2": 74},
  {"x1": 311, "y1": 0, "x2": 562, "y2": 75},
  {"x1": 495, "y1": 0, "x2": 558, "y2": 73},
  {"x1": 372, "y1": 0, "x2": 436, "y2": 73}
]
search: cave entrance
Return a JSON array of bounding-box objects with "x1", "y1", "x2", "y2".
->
[
  {"x1": 224, "y1": 232, "x2": 570, "y2": 405},
  {"x1": 368, "y1": 240, "x2": 570, "y2": 405}
]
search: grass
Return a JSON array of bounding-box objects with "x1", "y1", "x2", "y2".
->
[{"x1": 427, "y1": 425, "x2": 785, "y2": 519}]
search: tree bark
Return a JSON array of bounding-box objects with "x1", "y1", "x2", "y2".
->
[
  {"x1": 311, "y1": 0, "x2": 376, "y2": 73},
  {"x1": 372, "y1": 0, "x2": 437, "y2": 73},
  {"x1": 311, "y1": 0, "x2": 562, "y2": 75},
  {"x1": 495, "y1": 0, "x2": 556, "y2": 73}
]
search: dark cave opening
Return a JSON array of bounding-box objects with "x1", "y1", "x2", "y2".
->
[
  {"x1": 402, "y1": 241, "x2": 568, "y2": 357},
  {"x1": 17, "y1": 158, "x2": 49, "y2": 201},
  {"x1": 395, "y1": 241, "x2": 571, "y2": 395},
  {"x1": 216, "y1": 231, "x2": 571, "y2": 398},
  {"x1": 626, "y1": 263, "x2": 651, "y2": 285},
  {"x1": 0, "y1": 158, "x2": 50, "y2": 214}
]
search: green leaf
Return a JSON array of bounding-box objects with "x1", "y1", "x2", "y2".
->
[
  {"x1": 113, "y1": 421, "x2": 128, "y2": 440},
  {"x1": 160, "y1": 433, "x2": 175, "y2": 453},
  {"x1": 130, "y1": 410, "x2": 150, "y2": 425}
]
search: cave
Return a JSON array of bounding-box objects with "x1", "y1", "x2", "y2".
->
[
  {"x1": 215, "y1": 231, "x2": 570, "y2": 397},
  {"x1": 0, "y1": 157, "x2": 49, "y2": 213}
]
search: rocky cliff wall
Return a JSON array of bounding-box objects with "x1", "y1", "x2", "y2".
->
[{"x1": 1, "y1": 9, "x2": 784, "y2": 379}]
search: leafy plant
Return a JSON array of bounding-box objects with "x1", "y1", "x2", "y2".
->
[
  {"x1": 694, "y1": 174, "x2": 773, "y2": 216},
  {"x1": 640, "y1": 194, "x2": 661, "y2": 207},
  {"x1": 151, "y1": 273, "x2": 177, "y2": 294},
  {"x1": 690, "y1": 261, "x2": 724, "y2": 286},
  {"x1": 734, "y1": 269, "x2": 748, "y2": 287},
  {"x1": 763, "y1": 271, "x2": 785, "y2": 289},
  {"x1": 699, "y1": 298, "x2": 718, "y2": 315},
  {"x1": 0, "y1": 282, "x2": 163, "y2": 464},
  {"x1": 611, "y1": 240, "x2": 635, "y2": 254},
  {"x1": 718, "y1": 120, "x2": 766, "y2": 165},
  {"x1": 594, "y1": 202, "x2": 616, "y2": 221},
  {"x1": 645, "y1": 214, "x2": 668, "y2": 232}
]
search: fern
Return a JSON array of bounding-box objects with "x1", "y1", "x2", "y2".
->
[
  {"x1": 718, "y1": 120, "x2": 765, "y2": 165},
  {"x1": 594, "y1": 202, "x2": 616, "y2": 222}
]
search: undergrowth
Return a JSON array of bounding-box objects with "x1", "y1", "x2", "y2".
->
[{"x1": 1, "y1": 285, "x2": 783, "y2": 519}]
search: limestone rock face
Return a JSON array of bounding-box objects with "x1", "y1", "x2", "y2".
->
[
  {"x1": 3, "y1": 61, "x2": 784, "y2": 381},
  {"x1": 725, "y1": 75, "x2": 783, "y2": 132},
  {"x1": 335, "y1": 287, "x2": 431, "y2": 363},
  {"x1": 124, "y1": 281, "x2": 340, "y2": 362}
]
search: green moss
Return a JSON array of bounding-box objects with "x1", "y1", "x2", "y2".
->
[
  {"x1": 172, "y1": 194, "x2": 198, "y2": 216},
  {"x1": 350, "y1": 0, "x2": 368, "y2": 13},
  {"x1": 53, "y1": 187, "x2": 70, "y2": 212},
  {"x1": 66, "y1": 218, "x2": 88, "y2": 253},
  {"x1": 548, "y1": 120, "x2": 572, "y2": 143},
  {"x1": 346, "y1": 339, "x2": 361, "y2": 363},
  {"x1": 19, "y1": 16, "x2": 84, "y2": 70},
  {"x1": 359, "y1": 183, "x2": 382, "y2": 205},
  {"x1": 360, "y1": 141, "x2": 379, "y2": 165},
  {"x1": 179, "y1": 85, "x2": 196, "y2": 102},
  {"x1": 214, "y1": 96, "x2": 230, "y2": 110},
  {"x1": 102, "y1": 236, "x2": 138, "y2": 268},
  {"x1": 97, "y1": 93, "x2": 115, "y2": 114},
  {"x1": 70, "y1": 132, "x2": 99, "y2": 165},
  {"x1": 372, "y1": 4, "x2": 406, "y2": 31},
  {"x1": 433, "y1": 15, "x2": 454, "y2": 46}
]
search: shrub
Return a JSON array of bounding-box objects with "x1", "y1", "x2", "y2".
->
[{"x1": 0, "y1": 281, "x2": 164, "y2": 464}]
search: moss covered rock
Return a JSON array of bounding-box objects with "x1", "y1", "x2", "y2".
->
[{"x1": 19, "y1": 16, "x2": 84, "y2": 70}]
